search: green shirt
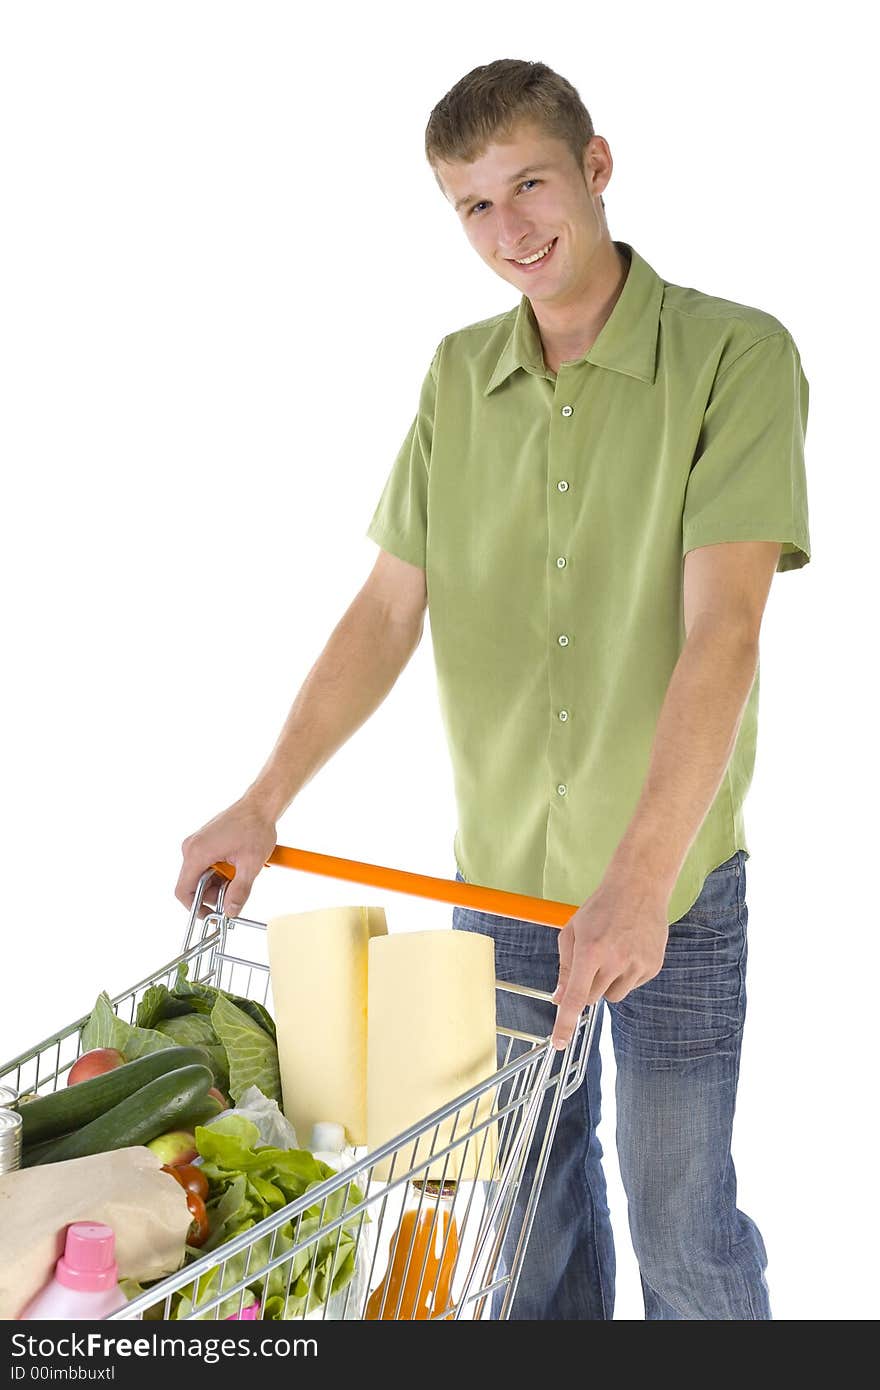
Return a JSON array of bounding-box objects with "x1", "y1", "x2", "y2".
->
[{"x1": 366, "y1": 240, "x2": 811, "y2": 923}]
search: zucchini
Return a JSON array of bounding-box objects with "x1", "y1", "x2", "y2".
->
[
  {"x1": 26, "y1": 1064, "x2": 214, "y2": 1166},
  {"x1": 19, "y1": 1046, "x2": 213, "y2": 1146}
]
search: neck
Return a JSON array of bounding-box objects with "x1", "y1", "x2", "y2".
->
[{"x1": 533, "y1": 239, "x2": 630, "y2": 372}]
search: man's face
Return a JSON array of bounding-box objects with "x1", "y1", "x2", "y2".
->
[{"x1": 434, "y1": 121, "x2": 608, "y2": 304}]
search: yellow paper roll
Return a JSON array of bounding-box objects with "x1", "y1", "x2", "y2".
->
[
  {"x1": 367, "y1": 931, "x2": 498, "y2": 1182},
  {"x1": 267, "y1": 905, "x2": 387, "y2": 1145}
]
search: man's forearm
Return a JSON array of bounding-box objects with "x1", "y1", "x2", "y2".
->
[
  {"x1": 244, "y1": 595, "x2": 423, "y2": 821},
  {"x1": 606, "y1": 621, "x2": 760, "y2": 906}
]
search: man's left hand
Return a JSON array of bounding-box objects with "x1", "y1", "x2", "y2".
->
[{"x1": 551, "y1": 873, "x2": 670, "y2": 1049}]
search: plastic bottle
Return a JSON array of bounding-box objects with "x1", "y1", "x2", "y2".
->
[
  {"x1": 309, "y1": 1120, "x2": 356, "y2": 1170},
  {"x1": 366, "y1": 1180, "x2": 460, "y2": 1320},
  {"x1": 19, "y1": 1223, "x2": 129, "y2": 1320},
  {"x1": 305, "y1": 1121, "x2": 370, "y2": 1320}
]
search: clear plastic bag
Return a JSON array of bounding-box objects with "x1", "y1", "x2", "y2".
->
[{"x1": 199, "y1": 1085, "x2": 299, "y2": 1150}]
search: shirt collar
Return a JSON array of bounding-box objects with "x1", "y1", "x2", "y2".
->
[{"x1": 483, "y1": 240, "x2": 665, "y2": 396}]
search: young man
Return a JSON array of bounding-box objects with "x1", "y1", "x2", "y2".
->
[{"x1": 176, "y1": 60, "x2": 810, "y2": 1320}]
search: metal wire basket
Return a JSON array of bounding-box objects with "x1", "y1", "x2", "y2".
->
[{"x1": 0, "y1": 846, "x2": 596, "y2": 1321}]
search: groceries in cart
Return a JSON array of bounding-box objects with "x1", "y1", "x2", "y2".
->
[
  {"x1": 0, "y1": 891, "x2": 516, "y2": 1321},
  {"x1": 19, "y1": 1223, "x2": 129, "y2": 1320},
  {"x1": 0, "y1": 1146, "x2": 193, "y2": 1319},
  {"x1": 266, "y1": 906, "x2": 499, "y2": 1179}
]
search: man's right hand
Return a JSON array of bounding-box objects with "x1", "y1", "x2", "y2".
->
[{"x1": 175, "y1": 797, "x2": 278, "y2": 921}]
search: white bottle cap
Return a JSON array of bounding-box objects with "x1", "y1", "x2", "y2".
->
[{"x1": 309, "y1": 1121, "x2": 345, "y2": 1155}]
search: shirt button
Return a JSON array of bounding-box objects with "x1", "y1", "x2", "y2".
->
[
  {"x1": 561, "y1": 405, "x2": 574, "y2": 417},
  {"x1": 558, "y1": 709, "x2": 569, "y2": 721},
  {"x1": 558, "y1": 634, "x2": 569, "y2": 647},
  {"x1": 557, "y1": 783, "x2": 568, "y2": 796},
  {"x1": 557, "y1": 480, "x2": 569, "y2": 492},
  {"x1": 556, "y1": 556, "x2": 567, "y2": 569}
]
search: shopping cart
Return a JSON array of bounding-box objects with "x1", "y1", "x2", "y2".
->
[{"x1": 0, "y1": 845, "x2": 597, "y2": 1321}]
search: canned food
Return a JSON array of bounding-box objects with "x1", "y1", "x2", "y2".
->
[
  {"x1": 0, "y1": 1084, "x2": 19, "y2": 1109},
  {"x1": 0, "y1": 1108, "x2": 22, "y2": 1174}
]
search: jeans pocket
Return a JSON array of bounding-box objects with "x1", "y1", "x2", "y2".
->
[
  {"x1": 612, "y1": 898, "x2": 749, "y2": 1063},
  {"x1": 685, "y1": 850, "x2": 744, "y2": 927}
]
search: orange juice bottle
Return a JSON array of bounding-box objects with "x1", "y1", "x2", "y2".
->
[{"x1": 365, "y1": 1180, "x2": 460, "y2": 1320}]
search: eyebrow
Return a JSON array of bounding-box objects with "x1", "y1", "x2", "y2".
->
[{"x1": 454, "y1": 163, "x2": 555, "y2": 213}]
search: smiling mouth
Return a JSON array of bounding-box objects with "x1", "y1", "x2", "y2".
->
[{"x1": 507, "y1": 237, "x2": 558, "y2": 269}]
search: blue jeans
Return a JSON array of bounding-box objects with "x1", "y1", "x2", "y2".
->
[{"x1": 452, "y1": 850, "x2": 771, "y2": 1320}]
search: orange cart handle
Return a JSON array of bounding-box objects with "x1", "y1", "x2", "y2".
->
[{"x1": 210, "y1": 844, "x2": 577, "y2": 930}]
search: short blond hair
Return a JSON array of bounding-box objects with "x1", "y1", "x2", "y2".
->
[{"x1": 425, "y1": 58, "x2": 603, "y2": 208}]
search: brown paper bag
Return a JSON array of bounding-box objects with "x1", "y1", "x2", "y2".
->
[{"x1": 0, "y1": 1146, "x2": 192, "y2": 1319}]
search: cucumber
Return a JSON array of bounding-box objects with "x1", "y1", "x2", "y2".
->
[
  {"x1": 21, "y1": 1132, "x2": 78, "y2": 1165},
  {"x1": 185, "y1": 1095, "x2": 225, "y2": 1128},
  {"x1": 26, "y1": 1064, "x2": 214, "y2": 1167},
  {"x1": 19, "y1": 1046, "x2": 213, "y2": 1146}
]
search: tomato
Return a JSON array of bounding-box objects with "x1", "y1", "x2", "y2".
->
[
  {"x1": 185, "y1": 1192, "x2": 210, "y2": 1248},
  {"x1": 161, "y1": 1163, "x2": 209, "y2": 1202}
]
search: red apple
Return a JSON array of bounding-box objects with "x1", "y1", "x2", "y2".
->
[
  {"x1": 67, "y1": 1048, "x2": 126, "y2": 1086},
  {"x1": 146, "y1": 1130, "x2": 198, "y2": 1166},
  {"x1": 207, "y1": 1087, "x2": 228, "y2": 1109}
]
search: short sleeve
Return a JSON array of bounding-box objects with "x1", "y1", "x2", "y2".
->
[
  {"x1": 682, "y1": 330, "x2": 811, "y2": 572},
  {"x1": 365, "y1": 343, "x2": 441, "y2": 569}
]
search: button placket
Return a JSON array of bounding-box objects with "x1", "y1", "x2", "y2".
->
[{"x1": 548, "y1": 385, "x2": 577, "y2": 810}]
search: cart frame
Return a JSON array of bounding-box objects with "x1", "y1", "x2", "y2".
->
[{"x1": 0, "y1": 847, "x2": 595, "y2": 1321}]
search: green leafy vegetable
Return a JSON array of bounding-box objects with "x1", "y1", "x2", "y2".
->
[
  {"x1": 135, "y1": 983, "x2": 194, "y2": 1030},
  {"x1": 208, "y1": 995, "x2": 280, "y2": 1105},
  {"x1": 154, "y1": 1016, "x2": 230, "y2": 1095},
  {"x1": 80, "y1": 966, "x2": 280, "y2": 1104},
  {"x1": 81, "y1": 993, "x2": 176, "y2": 1061},
  {"x1": 151, "y1": 1117, "x2": 365, "y2": 1320},
  {"x1": 165, "y1": 965, "x2": 277, "y2": 1041}
]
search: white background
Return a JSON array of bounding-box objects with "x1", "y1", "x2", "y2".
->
[{"x1": 1, "y1": 1, "x2": 876, "y2": 1321}]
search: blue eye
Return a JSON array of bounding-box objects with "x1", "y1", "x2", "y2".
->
[{"x1": 468, "y1": 178, "x2": 540, "y2": 217}]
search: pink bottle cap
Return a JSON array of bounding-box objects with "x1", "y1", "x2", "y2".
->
[{"x1": 55, "y1": 1223, "x2": 119, "y2": 1292}]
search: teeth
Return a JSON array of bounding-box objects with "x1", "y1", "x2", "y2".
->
[{"x1": 514, "y1": 239, "x2": 554, "y2": 265}]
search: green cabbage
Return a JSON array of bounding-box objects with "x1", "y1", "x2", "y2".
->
[{"x1": 79, "y1": 964, "x2": 280, "y2": 1103}]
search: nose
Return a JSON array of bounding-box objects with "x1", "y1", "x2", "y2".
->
[{"x1": 495, "y1": 208, "x2": 534, "y2": 255}]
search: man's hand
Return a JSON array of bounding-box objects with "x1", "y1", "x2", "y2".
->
[
  {"x1": 550, "y1": 872, "x2": 670, "y2": 1049},
  {"x1": 176, "y1": 796, "x2": 278, "y2": 921}
]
